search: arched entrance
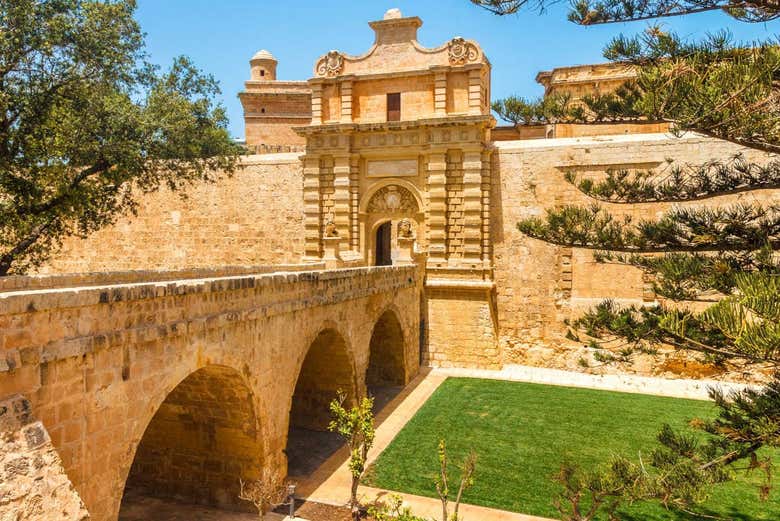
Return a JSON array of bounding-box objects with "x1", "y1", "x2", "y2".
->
[
  {"x1": 367, "y1": 310, "x2": 406, "y2": 409},
  {"x1": 286, "y1": 328, "x2": 357, "y2": 478},
  {"x1": 361, "y1": 181, "x2": 424, "y2": 266},
  {"x1": 119, "y1": 365, "x2": 262, "y2": 515},
  {"x1": 375, "y1": 221, "x2": 392, "y2": 266}
]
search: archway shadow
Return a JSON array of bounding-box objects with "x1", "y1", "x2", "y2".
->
[{"x1": 292, "y1": 367, "x2": 432, "y2": 496}]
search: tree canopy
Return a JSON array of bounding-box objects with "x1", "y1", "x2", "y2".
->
[
  {"x1": 0, "y1": 0, "x2": 242, "y2": 276},
  {"x1": 478, "y1": 0, "x2": 780, "y2": 516}
]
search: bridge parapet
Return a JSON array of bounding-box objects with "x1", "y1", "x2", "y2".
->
[
  {"x1": 0, "y1": 264, "x2": 421, "y2": 521},
  {"x1": 1, "y1": 264, "x2": 418, "y2": 371}
]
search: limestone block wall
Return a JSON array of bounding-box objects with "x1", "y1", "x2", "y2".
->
[
  {"x1": 43, "y1": 153, "x2": 305, "y2": 274},
  {"x1": 0, "y1": 395, "x2": 90, "y2": 521},
  {"x1": 0, "y1": 266, "x2": 420, "y2": 521},
  {"x1": 491, "y1": 133, "x2": 780, "y2": 367}
]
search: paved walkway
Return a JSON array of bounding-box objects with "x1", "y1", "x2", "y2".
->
[
  {"x1": 432, "y1": 364, "x2": 752, "y2": 400},
  {"x1": 296, "y1": 369, "x2": 553, "y2": 521}
]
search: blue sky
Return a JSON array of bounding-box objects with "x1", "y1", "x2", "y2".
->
[{"x1": 135, "y1": 1, "x2": 779, "y2": 139}]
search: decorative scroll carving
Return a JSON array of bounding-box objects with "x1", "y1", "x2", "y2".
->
[
  {"x1": 447, "y1": 37, "x2": 479, "y2": 65},
  {"x1": 366, "y1": 185, "x2": 419, "y2": 214},
  {"x1": 316, "y1": 50, "x2": 345, "y2": 77}
]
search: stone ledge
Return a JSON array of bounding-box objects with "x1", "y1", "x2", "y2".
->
[
  {"x1": 0, "y1": 265, "x2": 417, "y2": 315},
  {"x1": 1, "y1": 263, "x2": 324, "y2": 292}
]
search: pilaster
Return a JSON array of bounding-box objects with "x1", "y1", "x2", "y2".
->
[
  {"x1": 311, "y1": 83, "x2": 323, "y2": 125},
  {"x1": 426, "y1": 152, "x2": 448, "y2": 267},
  {"x1": 349, "y1": 156, "x2": 360, "y2": 251},
  {"x1": 340, "y1": 79, "x2": 353, "y2": 123},
  {"x1": 302, "y1": 155, "x2": 322, "y2": 260},
  {"x1": 333, "y1": 155, "x2": 352, "y2": 240},
  {"x1": 433, "y1": 69, "x2": 447, "y2": 116},
  {"x1": 462, "y1": 148, "x2": 484, "y2": 265},
  {"x1": 467, "y1": 68, "x2": 482, "y2": 115}
]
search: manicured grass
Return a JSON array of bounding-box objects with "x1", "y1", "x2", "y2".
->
[{"x1": 365, "y1": 377, "x2": 779, "y2": 520}]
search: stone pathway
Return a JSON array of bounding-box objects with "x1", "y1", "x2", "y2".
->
[
  {"x1": 432, "y1": 364, "x2": 752, "y2": 400},
  {"x1": 296, "y1": 368, "x2": 553, "y2": 521}
]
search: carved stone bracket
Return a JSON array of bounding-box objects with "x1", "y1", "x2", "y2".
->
[
  {"x1": 316, "y1": 50, "x2": 345, "y2": 77},
  {"x1": 447, "y1": 37, "x2": 479, "y2": 65}
]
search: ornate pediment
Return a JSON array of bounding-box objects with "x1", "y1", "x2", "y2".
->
[{"x1": 311, "y1": 11, "x2": 487, "y2": 78}]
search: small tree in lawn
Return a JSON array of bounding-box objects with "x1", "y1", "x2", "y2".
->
[
  {"x1": 329, "y1": 390, "x2": 376, "y2": 521},
  {"x1": 238, "y1": 469, "x2": 290, "y2": 521},
  {"x1": 435, "y1": 439, "x2": 477, "y2": 521}
]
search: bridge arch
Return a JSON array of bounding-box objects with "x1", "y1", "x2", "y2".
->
[
  {"x1": 366, "y1": 307, "x2": 407, "y2": 388},
  {"x1": 285, "y1": 323, "x2": 358, "y2": 477},
  {"x1": 120, "y1": 364, "x2": 263, "y2": 512}
]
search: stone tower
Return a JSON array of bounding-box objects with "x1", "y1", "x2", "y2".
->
[
  {"x1": 239, "y1": 50, "x2": 311, "y2": 150},
  {"x1": 249, "y1": 49, "x2": 278, "y2": 80}
]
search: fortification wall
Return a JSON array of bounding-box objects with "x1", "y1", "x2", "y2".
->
[
  {"x1": 42, "y1": 153, "x2": 305, "y2": 274},
  {"x1": 37, "y1": 133, "x2": 780, "y2": 373},
  {"x1": 491, "y1": 133, "x2": 779, "y2": 369}
]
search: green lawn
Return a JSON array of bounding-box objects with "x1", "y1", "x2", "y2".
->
[{"x1": 365, "y1": 377, "x2": 779, "y2": 520}]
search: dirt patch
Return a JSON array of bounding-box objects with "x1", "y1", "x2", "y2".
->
[{"x1": 276, "y1": 500, "x2": 378, "y2": 521}]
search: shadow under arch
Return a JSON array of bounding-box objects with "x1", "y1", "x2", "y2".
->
[
  {"x1": 120, "y1": 364, "x2": 262, "y2": 513},
  {"x1": 286, "y1": 325, "x2": 358, "y2": 478},
  {"x1": 367, "y1": 307, "x2": 406, "y2": 388}
]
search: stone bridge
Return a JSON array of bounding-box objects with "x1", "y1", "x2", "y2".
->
[{"x1": 0, "y1": 264, "x2": 421, "y2": 521}]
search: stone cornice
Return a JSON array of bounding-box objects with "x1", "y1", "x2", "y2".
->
[{"x1": 293, "y1": 114, "x2": 495, "y2": 136}]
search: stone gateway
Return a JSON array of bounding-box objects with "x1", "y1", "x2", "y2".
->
[{"x1": 1, "y1": 8, "x2": 777, "y2": 521}]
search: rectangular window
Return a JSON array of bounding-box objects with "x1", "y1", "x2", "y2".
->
[{"x1": 387, "y1": 92, "x2": 400, "y2": 122}]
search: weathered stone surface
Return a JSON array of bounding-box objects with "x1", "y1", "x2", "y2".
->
[
  {"x1": 0, "y1": 395, "x2": 90, "y2": 521},
  {"x1": 0, "y1": 266, "x2": 420, "y2": 521}
]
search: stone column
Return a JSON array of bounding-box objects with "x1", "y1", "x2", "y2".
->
[
  {"x1": 426, "y1": 151, "x2": 448, "y2": 267},
  {"x1": 333, "y1": 155, "x2": 351, "y2": 240},
  {"x1": 302, "y1": 155, "x2": 322, "y2": 260},
  {"x1": 462, "y1": 148, "x2": 484, "y2": 265}
]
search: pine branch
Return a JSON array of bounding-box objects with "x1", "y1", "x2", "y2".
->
[
  {"x1": 519, "y1": 203, "x2": 780, "y2": 253},
  {"x1": 565, "y1": 157, "x2": 780, "y2": 204}
]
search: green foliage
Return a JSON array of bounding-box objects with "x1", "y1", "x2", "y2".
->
[
  {"x1": 477, "y1": 0, "x2": 780, "y2": 517},
  {"x1": 367, "y1": 495, "x2": 427, "y2": 521},
  {"x1": 491, "y1": 93, "x2": 571, "y2": 125},
  {"x1": 367, "y1": 377, "x2": 780, "y2": 519},
  {"x1": 519, "y1": 204, "x2": 780, "y2": 253},
  {"x1": 328, "y1": 391, "x2": 376, "y2": 519},
  {"x1": 435, "y1": 439, "x2": 477, "y2": 521},
  {"x1": 568, "y1": 0, "x2": 780, "y2": 24},
  {"x1": 0, "y1": 0, "x2": 242, "y2": 275},
  {"x1": 472, "y1": 0, "x2": 780, "y2": 23},
  {"x1": 565, "y1": 156, "x2": 780, "y2": 203}
]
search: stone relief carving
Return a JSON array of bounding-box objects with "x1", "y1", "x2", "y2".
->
[
  {"x1": 316, "y1": 50, "x2": 345, "y2": 77},
  {"x1": 447, "y1": 37, "x2": 479, "y2": 65},
  {"x1": 324, "y1": 218, "x2": 338, "y2": 237},
  {"x1": 366, "y1": 185, "x2": 419, "y2": 214},
  {"x1": 398, "y1": 218, "x2": 415, "y2": 239}
]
